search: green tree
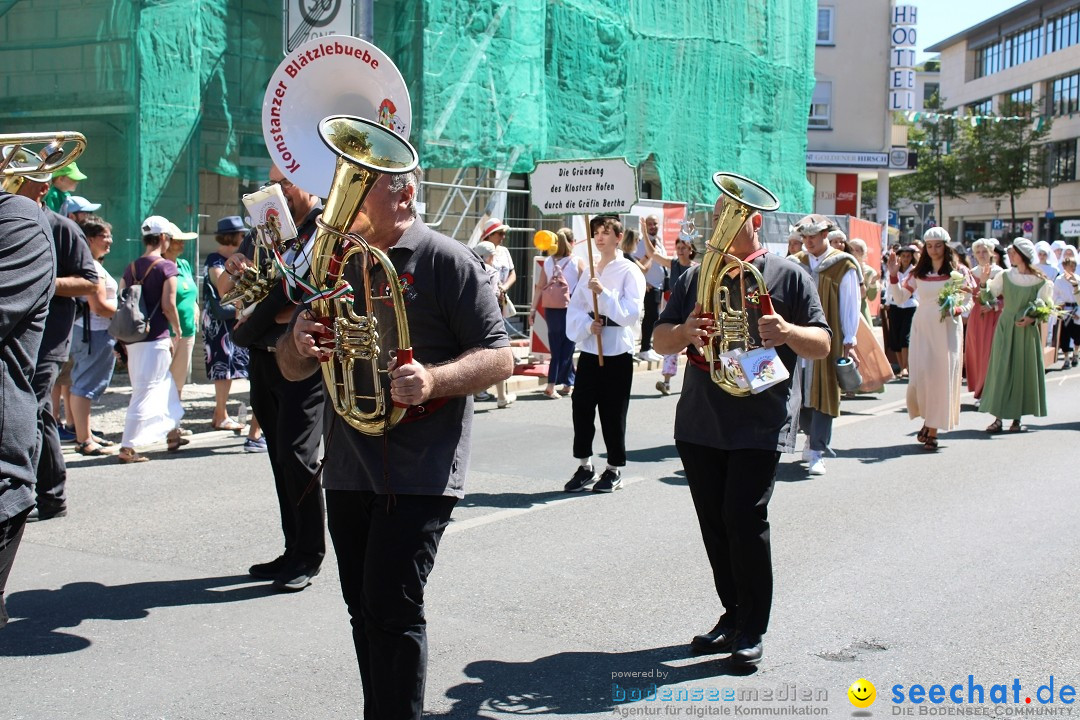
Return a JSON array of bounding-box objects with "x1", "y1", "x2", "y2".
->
[{"x1": 958, "y1": 100, "x2": 1052, "y2": 227}]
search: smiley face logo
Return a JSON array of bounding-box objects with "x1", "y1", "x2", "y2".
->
[{"x1": 848, "y1": 678, "x2": 876, "y2": 708}]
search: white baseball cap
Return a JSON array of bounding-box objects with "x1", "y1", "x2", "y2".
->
[{"x1": 142, "y1": 215, "x2": 197, "y2": 239}]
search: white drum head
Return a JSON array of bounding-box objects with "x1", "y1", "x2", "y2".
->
[{"x1": 262, "y1": 36, "x2": 412, "y2": 198}]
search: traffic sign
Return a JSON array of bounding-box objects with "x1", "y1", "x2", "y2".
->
[
  {"x1": 888, "y1": 209, "x2": 899, "y2": 228},
  {"x1": 1022, "y1": 220, "x2": 1034, "y2": 233},
  {"x1": 991, "y1": 218, "x2": 1004, "y2": 231},
  {"x1": 284, "y1": 0, "x2": 358, "y2": 53}
]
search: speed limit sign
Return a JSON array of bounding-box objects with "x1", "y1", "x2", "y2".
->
[{"x1": 284, "y1": 0, "x2": 364, "y2": 53}]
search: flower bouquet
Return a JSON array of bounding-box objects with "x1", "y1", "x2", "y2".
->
[
  {"x1": 1023, "y1": 298, "x2": 1061, "y2": 323},
  {"x1": 977, "y1": 285, "x2": 998, "y2": 308},
  {"x1": 937, "y1": 270, "x2": 967, "y2": 321}
]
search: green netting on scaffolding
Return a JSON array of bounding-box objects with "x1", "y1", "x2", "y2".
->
[{"x1": 379, "y1": 0, "x2": 816, "y2": 211}]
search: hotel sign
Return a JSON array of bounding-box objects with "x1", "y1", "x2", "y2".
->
[
  {"x1": 807, "y1": 151, "x2": 889, "y2": 168},
  {"x1": 890, "y1": 5, "x2": 917, "y2": 112}
]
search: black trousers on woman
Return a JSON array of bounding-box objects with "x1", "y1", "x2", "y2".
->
[
  {"x1": 677, "y1": 441, "x2": 780, "y2": 636},
  {"x1": 571, "y1": 351, "x2": 634, "y2": 466}
]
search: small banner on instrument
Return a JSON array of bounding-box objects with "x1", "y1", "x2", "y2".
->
[
  {"x1": 242, "y1": 184, "x2": 298, "y2": 244},
  {"x1": 530, "y1": 158, "x2": 638, "y2": 216}
]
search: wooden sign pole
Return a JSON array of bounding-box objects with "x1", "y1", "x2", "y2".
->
[{"x1": 584, "y1": 213, "x2": 604, "y2": 365}]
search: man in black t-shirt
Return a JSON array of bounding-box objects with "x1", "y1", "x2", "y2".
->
[
  {"x1": 220, "y1": 164, "x2": 327, "y2": 593},
  {"x1": 654, "y1": 193, "x2": 831, "y2": 667},
  {"x1": 15, "y1": 176, "x2": 97, "y2": 522},
  {"x1": 279, "y1": 168, "x2": 513, "y2": 720},
  {"x1": 0, "y1": 192, "x2": 55, "y2": 627}
]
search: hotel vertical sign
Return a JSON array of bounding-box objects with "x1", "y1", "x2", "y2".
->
[{"x1": 890, "y1": 5, "x2": 917, "y2": 112}]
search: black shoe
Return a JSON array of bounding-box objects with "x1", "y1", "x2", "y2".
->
[
  {"x1": 691, "y1": 620, "x2": 737, "y2": 654},
  {"x1": 272, "y1": 562, "x2": 321, "y2": 592},
  {"x1": 730, "y1": 633, "x2": 763, "y2": 665},
  {"x1": 564, "y1": 466, "x2": 596, "y2": 492},
  {"x1": 27, "y1": 505, "x2": 68, "y2": 522},
  {"x1": 248, "y1": 555, "x2": 291, "y2": 580},
  {"x1": 591, "y1": 468, "x2": 622, "y2": 493}
]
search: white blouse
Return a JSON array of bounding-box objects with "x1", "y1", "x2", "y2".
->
[{"x1": 566, "y1": 255, "x2": 645, "y2": 356}]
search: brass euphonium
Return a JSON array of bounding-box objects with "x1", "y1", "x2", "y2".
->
[
  {"x1": 309, "y1": 115, "x2": 419, "y2": 435},
  {"x1": 1, "y1": 131, "x2": 87, "y2": 193},
  {"x1": 696, "y1": 172, "x2": 781, "y2": 396}
]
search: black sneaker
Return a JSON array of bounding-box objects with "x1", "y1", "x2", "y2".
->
[
  {"x1": 564, "y1": 466, "x2": 596, "y2": 492},
  {"x1": 272, "y1": 562, "x2": 321, "y2": 592},
  {"x1": 592, "y1": 469, "x2": 622, "y2": 493},
  {"x1": 248, "y1": 555, "x2": 290, "y2": 580},
  {"x1": 27, "y1": 504, "x2": 68, "y2": 522}
]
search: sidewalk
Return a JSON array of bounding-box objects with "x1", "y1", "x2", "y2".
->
[{"x1": 75, "y1": 352, "x2": 667, "y2": 450}]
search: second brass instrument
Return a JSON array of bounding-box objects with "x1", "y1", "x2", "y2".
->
[{"x1": 696, "y1": 172, "x2": 781, "y2": 396}]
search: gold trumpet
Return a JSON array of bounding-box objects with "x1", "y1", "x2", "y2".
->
[
  {"x1": 696, "y1": 172, "x2": 780, "y2": 396},
  {"x1": 1, "y1": 131, "x2": 87, "y2": 192},
  {"x1": 308, "y1": 115, "x2": 419, "y2": 435}
]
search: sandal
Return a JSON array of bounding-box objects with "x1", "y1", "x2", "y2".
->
[
  {"x1": 916, "y1": 426, "x2": 929, "y2": 443},
  {"x1": 212, "y1": 418, "x2": 245, "y2": 433},
  {"x1": 118, "y1": 448, "x2": 149, "y2": 463},
  {"x1": 75, "y1": 440, "x2": 112, "y2": 457},
  {"x1": 923, "y1": 437, "x2": 939, "y2": 452},
  {"x1": 1008, "y1": 421, "x2": 1026, "y2": 433},
  {"x1": 167, "y1": 430, "x2": 190, "y2": 452},
  {"x1": 91, "y1": 435, "x2": 115, "y2": 448},
  {"x1": 985, "y1": 419, "x2": 1003, "y2": 434},
  {"x1": 543, "y1": 388, "x2": 560, "y2": 399}
]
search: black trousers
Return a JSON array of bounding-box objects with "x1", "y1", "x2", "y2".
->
[
  {"x1": 326, "y1": 489, "x2": 457, "y2": 720},
  {"x1": 32, "y1": 358, "x2": 66, "y2": 510},
  {"x1": 0, "y1": 507, "x2": 32, "y2": 630},
  {"x1": 640, "y1": 287, "x2": 662, "y2": 351},
  {"x1": 677, "y1": 441, "x2": 779, "y2": 636},
  {"x1": 248, "y1": 348, "x2": 326, "y2": 565},
  {"x1": 572, "y1": 351, "x2": 634, "y2": 466}
]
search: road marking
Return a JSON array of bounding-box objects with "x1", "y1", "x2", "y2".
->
[{"x1": 446, "y1": 476, "x2": 646, "y2": 535}]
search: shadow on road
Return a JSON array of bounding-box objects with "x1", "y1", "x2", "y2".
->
[
  {"x1": 434, "y1": 644, "x2": 756, "y2": 718},
  {"x1": 0, "y1": 575, "x2": 274, "y2": 657},
  {"x1": 459, "y1": 490, "x2": 569, "y2": 510},
  {"x1": 625, "y1": 444, "x2": 679, "y2": 464}
]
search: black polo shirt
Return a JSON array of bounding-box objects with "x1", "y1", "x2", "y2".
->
[
  {"x1": 656, "y1": 252, "x2": 829, "y2": 453},
  {"x1": 0, "y1": 194, "x2": 56, "y2": 521},
  {"x1": 40, "y1": 207, "x2": 96, "y2": 362},
  {"x1": 320, "y1": 219, "x2": 509, "y2": 498}
]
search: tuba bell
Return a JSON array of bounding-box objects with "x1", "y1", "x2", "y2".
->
[
  {"x1": 1, "y1": 131, "x2": 87, "y2": 193},
  {"x1": 696, "y1": 172, "x2": 781, "y2": 396},
  {"x1": 308, "y1": 115, "x2": 419, "y2": 435}
]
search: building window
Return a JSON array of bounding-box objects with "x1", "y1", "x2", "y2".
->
[
  {"x1": 1051, "y1": 72, "x2": 1080, "y2": 116},
  {"x1": 970, "y1": 98, "x2": 993, "y2": 116},
  {"x1": 1046, "y1": 139, "x2": 1078, "y2": 183},
  {"x1": 1047, "y1": 8, "x2": 1080, "y2": 53},
  {"x1": 817, "y1": 7, "x2": 834, "y2": 45},
  {"x1": 972, "y1": 23, "x2": 1043, "y2": 78},
  {"x1": 809, "y1": 81, "x2": 832, "y2": 129}
]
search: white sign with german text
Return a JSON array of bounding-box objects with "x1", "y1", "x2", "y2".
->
[
  {"x1": 1060, "y1": 220, "x2": 1080, "y2": 237},
  {"x1": 531, "y1": 158, "x2": 638, "y2": 216}
]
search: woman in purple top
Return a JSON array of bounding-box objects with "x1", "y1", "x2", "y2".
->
[{"x1": 117, "y1": 216, "x2": 186, "y2": 463}]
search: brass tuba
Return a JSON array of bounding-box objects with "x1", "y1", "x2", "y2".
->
[
  {"x1": 696, "y1": 172, "x2": 780, "y2": 396},
  {"x1": 1, "y1": 131, "x2": 87, "y2": 193},
  {"x1": 308, "y1": 115, "x2": 419, "y2": 435}
]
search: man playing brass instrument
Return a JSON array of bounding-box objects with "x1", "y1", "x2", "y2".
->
[
  {"x1": 653, "y1": 193, "x2": 831, "y2": 666},
  {"x1": 278, "y1": 168, "x2": 513, "y2": 719},
  {"x1": 219, "y1": 164, "x2": 327, "y2": 592}
]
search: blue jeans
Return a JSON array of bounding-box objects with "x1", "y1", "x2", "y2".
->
[{"x1": 545, "y1": 308, "x2": 575, "y2": 386}]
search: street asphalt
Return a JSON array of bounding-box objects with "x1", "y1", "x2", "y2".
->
[{"x1": 3, "y1": 363, "x2": 1079, "y2": 719}]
